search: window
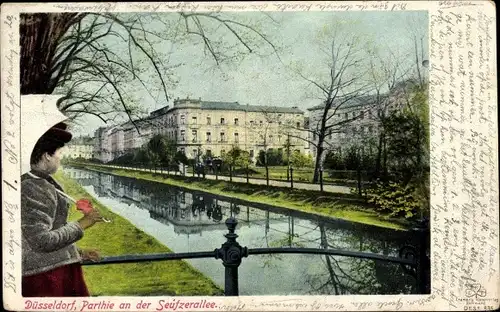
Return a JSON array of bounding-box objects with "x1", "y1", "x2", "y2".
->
[
  {"x1": 221, "y1": 117, "x2": 225, "y2": 124},
  {"x1": 180, "y1": 115, "x2": 185, "y2": 124},
  {"x1": 234, "y1": 133, "x2": 239, "y2": 143},
  {"x1": 234, "y1": 118, "x2": 239, "y2": 125},
  {"x1": 269, "y1": 135, "x2": 273, "y2": 142},
  {"x1": 260, "y1": 120, "x2": 263, "y2": 125},
  {"x1": 296, "y1": 122, "x2": 300, "y2": 128},
  {"x1": 344, "y1": 113, "x2": 348, "y2": 120},
  {"x1": 206, "y1": 132, "x2": 211, "y2": 142},
  {"x1": 220, "y1": 132, "x2": 226, "y2": 142},
  {"x1": 192, "y1": 116, "x2": 197, "y2": 124},
  {"x1": 192, "y1": 130, "x2": 197, "y2": 143},
  {"x1": 250, "y1": 150, "x2": 254, "y2": 157},
  {"x1": 278, "y1": 135, "x2": 282, "y2": 142},
  {"x1": 193, "y1": 149, "x2": 198, "y2": 158},
  {"x1": 180, "y1": 130, "x2": 185, "y2": 141},
  {"x1": 207, "y1": 117, "x2": 211, "y2": 125},
  {"x1": 250, "y1": 120, "x2": 254, "y2": 126},
  {"x1": 206, "y1": 150, "x2": 212, "y2": 157}
]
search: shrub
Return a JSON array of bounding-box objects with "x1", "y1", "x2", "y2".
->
[{"x1": 364, "y1": 181, "x2": 420, "y2": 219}]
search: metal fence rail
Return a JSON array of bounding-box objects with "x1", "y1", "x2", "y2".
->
[{"x1": 82, "y1": 217, "x2": 430, "y2": 296}]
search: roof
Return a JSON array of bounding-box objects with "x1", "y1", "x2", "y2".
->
[
  {"x1": 69, "y1": 136, "x2": 94, "y2": 145},
  {"x1": 307, "y1": 94, "x2": 381, "y2": 111},
  {"x1": 150, "y1": 106, "x2": 170, "y2": 117},
  {"x1": 200, "y1": 101, "x2": 303, "y2": 114}
]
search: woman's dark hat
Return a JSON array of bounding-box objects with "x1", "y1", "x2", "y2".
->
[{"x1": 40, "y1": 122, "x2": 73, "y2": 144}]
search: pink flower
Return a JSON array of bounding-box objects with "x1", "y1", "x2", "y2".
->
[{"x1": 76, "y1": 199, "x2": 94, "y2": 214}]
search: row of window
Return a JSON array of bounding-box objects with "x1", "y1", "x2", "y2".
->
[
  {"x1": 167, "y1": 116, "x2": 301, "y2": 128},
  {"x1": 170, "y1": 130, "x2": 300, "y2": 144},
  {"x1": 312, "y1": 125, "x2": 376, "y2": 140},
  {"x1": 343, "y1": 110, "x2": 372, "y2": 120}
]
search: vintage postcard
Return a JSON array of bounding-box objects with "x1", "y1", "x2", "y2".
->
[{"x1": 1, "y1": 1, "x2": 498, "y2": 311}]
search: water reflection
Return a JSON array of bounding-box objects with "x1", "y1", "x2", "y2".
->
[{"x1": 65, "y1": 167, "x2": 421, "y2": 295}]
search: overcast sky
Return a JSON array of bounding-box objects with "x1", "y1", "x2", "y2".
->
[{"x1": 70, "y1": 10, "x2": 428, "y2": 136}]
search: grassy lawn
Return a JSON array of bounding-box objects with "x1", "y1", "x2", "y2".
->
[
  {"x1": 74, "y1": 163, "x2": 409, "y2": 231},
  {"x1": 53, "y1": 171, "x2": 223, "y2": 296}
]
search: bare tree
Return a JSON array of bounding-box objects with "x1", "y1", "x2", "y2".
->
[
  {"x1": 20, "y1": 12, "x2": 281, "y2": 129},
  {"x1": 249, "y1": 108, "x2": 281, "y2": 185},
  {"x1": 287, "y1": 27, "x2": 373, "y2": 183},
  {"x1": 405, "y1": 14, "x2": 428, "y2": 88},
  {"x1": 365, "y1": 47, "x2": 414, "y2": 179}
]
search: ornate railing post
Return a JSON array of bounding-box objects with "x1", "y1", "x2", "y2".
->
[
  {"x1": 399, "y1": 217, "x2": 430, "y2": 294},
  {"x1": 214, "y1": 217, "x2": 248, "y2": 296},
  {"x1": 415, "y1": 218, "x2": 430, "y2": 294}
]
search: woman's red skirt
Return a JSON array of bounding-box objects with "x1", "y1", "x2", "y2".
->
[{"x1": 23, "y1": 263, "x2": 90, "y2": 297}]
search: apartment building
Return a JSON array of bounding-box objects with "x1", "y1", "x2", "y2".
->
[
  {"x1": 307, "y1": 79, "x2": 423, "y2": 160},
  {"x1": 93, "y1": 97, "x2": 309, "y2": 163},
  {"x1": 165, "y1": 98, "x2": 309, "y2": 161},
  {"x1": 62, "y1": 136, "x2": 95, "y2": 159}
]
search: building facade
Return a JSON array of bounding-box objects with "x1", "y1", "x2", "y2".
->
[
  {"x1": 164, "y1": 98, "x2": 309, "y2": 161},
  {"x1": 307, "y1": 79, "x2": 423, "y2": 162},
  {"x1": 94, "y1": 97, "x2": 310, "y2": 163},
  {"x1": 62, "y1": 136, "x2": 95, "y2": 159}
]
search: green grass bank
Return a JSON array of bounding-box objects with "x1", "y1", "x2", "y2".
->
[
  {"x1": 54, "y1": 171, "x2": 223, "y2": 296},
  {"x1": 70, "y1": 163, "x2": 409, "y2": 231}
]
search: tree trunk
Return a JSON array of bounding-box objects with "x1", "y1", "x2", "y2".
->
[
  {"x1": 313, "y1": 135, "x2": 325, "y2": 183},
  {"x1": 357, "y1": 164, "x2": 362, "y2": 196},
  {"x1": 265, "y1": 150, "x2": 269, "y2": 186},
  {"x1": 356, "y1": 149, "x2": 362, "y2": 196},
  {"x1": 20, "y1": 13, "x2": 84, "y2": 94},
  {"x1": 382, "y1": 137, "x2": 388, "y2": 180},
  {"x1": 375, "y1": 133, "x2": 383, "y2": 179}
]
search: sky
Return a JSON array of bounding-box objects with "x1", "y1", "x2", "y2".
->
[{"x1": 68, "y1": 10, "x2": 428, "y2": 137}]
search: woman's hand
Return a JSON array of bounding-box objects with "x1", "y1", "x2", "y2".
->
[
  {"x1": 77, "y1": 210, "x2": 104, "y2": 229},
  {"x1": 80, "y1": 249, "x2": 101, "y2": 262}
]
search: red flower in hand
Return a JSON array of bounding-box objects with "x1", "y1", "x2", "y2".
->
[{"x1": 76, "y1": 199, "x2": 94, "y2": 215}]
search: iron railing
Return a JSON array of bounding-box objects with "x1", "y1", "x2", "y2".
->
[{"x1": 83, "y1": 217, "x2": 430, "y2": 296}]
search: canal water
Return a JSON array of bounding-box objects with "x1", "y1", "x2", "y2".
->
[{"x1": 64, "y1": 167, "x2": 420, "y2": 296}]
